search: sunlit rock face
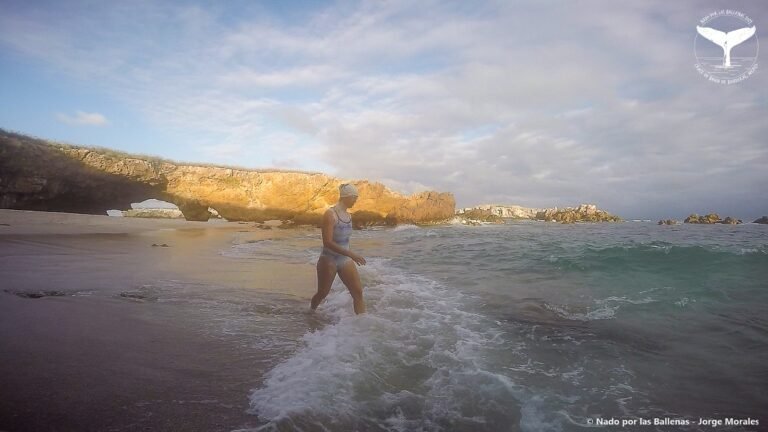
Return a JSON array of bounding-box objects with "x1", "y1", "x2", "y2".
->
[{"x1": 0, "y1": 130, "x2": 454, "y2": 224}]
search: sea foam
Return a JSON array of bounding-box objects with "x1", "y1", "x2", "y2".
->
[{"x1": 248, "y1": 259, "x2": 523, "y2": 431}]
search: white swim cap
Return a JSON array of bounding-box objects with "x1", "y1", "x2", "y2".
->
[{"x1": 339, "y1": 183, "x2": 359, "y2": 197}]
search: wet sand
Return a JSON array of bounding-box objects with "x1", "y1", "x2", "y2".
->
[{"x1": 0, "y1": 210, "x2": 318, "y2": 432}]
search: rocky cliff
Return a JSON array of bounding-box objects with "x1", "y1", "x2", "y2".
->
[{"x1": 0, "y1": 130, "x2": 455, "y2": 225}]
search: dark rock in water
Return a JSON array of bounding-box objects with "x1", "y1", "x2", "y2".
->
[
  {"x1": 717, "y1": 217, "x2": 742, "y2": 225},
  {"x1": 658, "y1": 219, "x2": 677, "y2": 225},
  {"x1": 119, "y1": 292, "x2": 148, "y2": 300},
  {"x1": 118, "y1": 286, "x2": 159, "y2": 302},
  {"x1": 0, "y1": 223, "x2": 10, "y2": 226},
  {"x1": 754, "y1": 216, "x2": 768, "y2": 224},
  {"x1": 5, "y1": 289, "x2": 67, "y2": 299},
  {"x1": 151, "y1": 243, "x2": 170, "y2": 247}
]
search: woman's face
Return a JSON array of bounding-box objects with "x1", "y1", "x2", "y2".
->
[{"x1": 342, "y1": 195, "x2": 358, "y2": 208}]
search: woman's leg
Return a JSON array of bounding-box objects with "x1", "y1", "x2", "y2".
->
[
  {"x1": 312, "y1": 255, "x2": 337, "y2": 310},
  {"x1": 337, "y1": 259, "x2": 366, "y2": 314}
]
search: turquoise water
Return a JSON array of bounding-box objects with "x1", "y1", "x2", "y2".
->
[{"x1": 241, "y1": 221, "x2": 768, "y2": 431}]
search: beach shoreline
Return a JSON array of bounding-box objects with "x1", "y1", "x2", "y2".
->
[{"x1": 0, "y1": 209, "x2": 318, "y2": 431}]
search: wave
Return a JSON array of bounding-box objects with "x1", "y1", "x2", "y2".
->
[
  {"x1": 391, "y1": 224, "x2": 420, "y2": 232},
  {"x1": 247, "y1": 260, "x2": 524, "y2": 431},
  {"x1": 220, "y1": 238, "x2": 318, "y2": 265},
  {"x1": 544, "y1": 242, "x2": 768, "y2": 273},
  {"x1": 543, "y1": 296, "x2": 657, "y2": 322}
]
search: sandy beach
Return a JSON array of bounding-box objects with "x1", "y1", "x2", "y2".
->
[{"x1": 0, "y1": 209, "x2": 319, "y2": 432}]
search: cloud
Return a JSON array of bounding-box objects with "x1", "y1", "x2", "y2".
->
[
  {"x1": 1, "y1": 0, "x2": 767, "y2": 218},
  {"x1": 55, "y1": 111, "x2": 109, "y2": 126},
  {"x1": 219, "y1": 65, "x2": 348, "y2": 88}
]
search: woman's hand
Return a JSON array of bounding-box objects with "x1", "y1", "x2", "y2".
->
[{"x1": 350, "y1": 252, "x2": 367, "y2": 266}]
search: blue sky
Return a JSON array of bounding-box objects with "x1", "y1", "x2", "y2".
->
[{"x1": 1, "y1": 0, "x2": 766, "y2": 220}]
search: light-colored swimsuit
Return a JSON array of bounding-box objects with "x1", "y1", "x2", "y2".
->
[{"x1": 321, "y1": 206, "x2": 353, "y2": 269}]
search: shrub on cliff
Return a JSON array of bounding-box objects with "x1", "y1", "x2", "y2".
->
[
  {"x1": 351, "y1": 210, "x2": 396, "y2": 229},
  {"x1": 290, "y1": 213, "x2": 323, "y2": 227}
]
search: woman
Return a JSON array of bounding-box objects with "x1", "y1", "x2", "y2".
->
[{"x1": 311, "y1": 183, "x2": 367, "y2": 314}]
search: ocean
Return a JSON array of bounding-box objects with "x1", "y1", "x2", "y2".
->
[{"x1": 220, "y1": 220, "x2": 768, "y2": 431}]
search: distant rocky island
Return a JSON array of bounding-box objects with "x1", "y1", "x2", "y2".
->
[
  {"x1": 658, "y1": 214, "x2": 768, "y2": 225},
  {"x1": 0, "y1": 129, "x2": 454, "y2": 226},
  {"x1": 457, "y1": 204, "x2": 621, "y2": 224},
  {"x1": 684, "y1": 213, "x2": 742, "y2": 224}
]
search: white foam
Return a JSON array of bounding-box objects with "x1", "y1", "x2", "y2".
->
[
  {"x1": 391, "y1": 224, "x2": 419, "y2": 232},
  {"x1": 544, "y1": 296, "x2": 656, "y2": 321},
  {"x1": 248, "y1": 259, "x2": 523, "y2": 430}
]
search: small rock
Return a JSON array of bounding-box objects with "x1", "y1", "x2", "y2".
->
[
  {"x1": 5, "y1": 289, "x2": 67, "y2": 299},
  {"x1": 118, "y1": 286, "x2": 159, "y2": 302},
  {"x1": 753, "y1": 216, "x2": 768, "y2": 224}
]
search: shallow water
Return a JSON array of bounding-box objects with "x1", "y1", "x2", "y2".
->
[{"x1": 222, "y1": 221, "x2": 767, "y2": 431}]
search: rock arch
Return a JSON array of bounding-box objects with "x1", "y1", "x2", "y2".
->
[{"x1": 1, "y1": 130, "x2": 455, "y2": 224}]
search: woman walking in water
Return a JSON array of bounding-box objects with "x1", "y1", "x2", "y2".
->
[{"x1": 311, "y1": 183, "x2": 367, "y2": 314}]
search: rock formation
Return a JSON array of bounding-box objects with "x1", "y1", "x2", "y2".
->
[
  {"x1": 658, "y1": 219, "x2": 678, "y2": 225},
  {"x1": 0, "y1": 130, "x2": 454, "y2": 225},
  {"x1": 535, "y1": 204, "x2": 621, "y2": 223},
  {"x1": 684, "y1": 213, "x2": 742, "y2": 224},
  {"x1": 460, "y1": 203, "x2": 620, "y2": 223},
  {"x1": 458, "y1": 204, "x2": 541, "y2": 219},
  {"x1": 454, "y1": 208, "x2": 505, "y2": 224},
  {"x1": 754, "y1": 216, "x2": 768, "y2": 224},
  {"x1": 684, "y1": 213, "x2": 720, "y2": 224},
  {"x1": 122, "y1": 208, "x2": 185, "y2": 219}
]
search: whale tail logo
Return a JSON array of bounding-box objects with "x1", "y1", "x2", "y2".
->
[{"x1": 696, "y1": 25, "x2": 756, "y2": 67}]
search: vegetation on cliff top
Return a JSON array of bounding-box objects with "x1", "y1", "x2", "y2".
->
[{"x1": 0, "y1": 128, "x2": 320, "y2": 175}]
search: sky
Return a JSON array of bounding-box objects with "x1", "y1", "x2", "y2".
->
[{"x1": 0, "y1": 0, "x2": 766, "y2": 220}]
